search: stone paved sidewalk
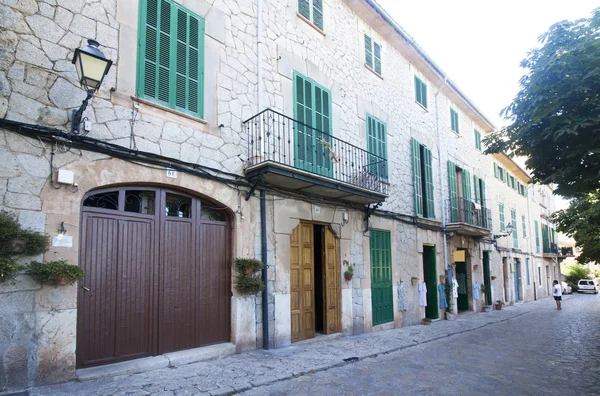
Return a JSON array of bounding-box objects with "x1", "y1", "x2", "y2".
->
[{"x1": 28, "y1": 301, "x2": 538, "y2": 396}]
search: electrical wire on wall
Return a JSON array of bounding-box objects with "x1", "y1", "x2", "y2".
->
[{"x1": 130, "y1": 102, "x2": 139, "y2": 151}]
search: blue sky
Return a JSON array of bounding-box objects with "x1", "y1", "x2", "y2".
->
[{"x1": 377, "y1": 0, "x2": 599, "y2": 128}]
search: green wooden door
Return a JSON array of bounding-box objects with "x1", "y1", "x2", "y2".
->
[
  {"x1": 293, "y1": 72, "x2": 332, "y2": 177},
  {"x1": 370, "y1": 230, "x2": 393, "y2": 326},
  {"x1": 456, "y1": 259, "x2": 469, "y2": 311},
  {"x1": 423, "y1": 245, "x2": 438, "y2": 319}
]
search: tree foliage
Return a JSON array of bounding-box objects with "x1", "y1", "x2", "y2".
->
[
  {"x1": 553, "y1": 191, "x2": 600, "y2": 264},
  {"x1": 484, "y1": 9, "x2": 600, "y2": 197},
  {"x1": 561, "y1": 263, "x2": 592, "y2": 290}
]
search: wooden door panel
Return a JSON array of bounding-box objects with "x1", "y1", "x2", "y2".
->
[
  {"x1": 323, "y1": 227, "x2": 340, "y2": 334},
  {"x1": 159, "y1": 219, "x2": 195, "y2": 354},
  {"x1": 77, "y1": 214, "x2": 154, "y2": 368},
  {"x1": 290, "y1": 226, "x2": 301, "y2": 342},
  {"x1": 196, "y1": 223, "x2": 231, "y2": 346}
]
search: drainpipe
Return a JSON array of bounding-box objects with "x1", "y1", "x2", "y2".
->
[
  {"x1": 260, "y1": 189, "x2": 269, "y2": 349},
  {"x1": 526, "y1": 184, "x2": 536, "y2": 299},
  {"x1": 257, "y1": 0, "x2": 263, "y2": 112},
  {"x1": 434, "y1": 76, "x2": 450, "y2": 285}
]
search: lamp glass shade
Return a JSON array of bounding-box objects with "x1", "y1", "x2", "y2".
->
[{"x1": 72, "y1": 40, "x2": 112, "y2": 92}]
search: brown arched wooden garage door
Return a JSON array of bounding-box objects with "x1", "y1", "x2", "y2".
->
[{"x1": 76, "y1": 187, "x2": 231, "y2": 368}]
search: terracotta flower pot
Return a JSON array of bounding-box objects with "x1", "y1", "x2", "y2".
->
[
  {"x1": 57, "y1": 278, "x2": 69, "y2": 286},
  {"x1": 344, "y1": 272, "x2": 353, "y2": 281},
  {"x1": 494, "y1": 303, "x2": 503, "y2": 310},
  {"x1": 243, "y1": 267, "x2": 254, "y2": 276}
]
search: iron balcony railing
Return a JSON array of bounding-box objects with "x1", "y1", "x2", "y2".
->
[
  {"x1": 560, "y1": 247, "x2": 574, "y2": 256},
  {"x1": 244, "y1": 109, "x2": 388, "y2": 194},
  {"x1": 543, "y1": 243, "x2": 558, "y2": 254},
  {"x1": 447, "y1": 197, "x2": 493, "y2": 230}
]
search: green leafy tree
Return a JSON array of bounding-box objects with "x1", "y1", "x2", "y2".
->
[
  {"x1": 484, "y1": 9, "x2": 600, "y2": 197},
  {"x1": 561, "y1": 263, "x2": 592, "y2": 290},
  {"x1": 553, "y1": 191, "x2": 600, "y2": 264}
]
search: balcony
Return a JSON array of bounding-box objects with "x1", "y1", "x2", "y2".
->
[
  {"x1": 446, "y1": 197, "x2": 492, "y2": 237},
  {"x1": 243, "y1": 109, "x2": 388, "y2": 205},
  {"x1": 543, "y1": 242, "x2": 558, "y2": 256},
  {"x1": 559, "y1": 246, "x2": 574, "y2": 257}
]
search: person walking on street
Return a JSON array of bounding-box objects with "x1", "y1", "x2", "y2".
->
[{"x1": 552, "y1": 280, "x2": 562, "y2": 310}]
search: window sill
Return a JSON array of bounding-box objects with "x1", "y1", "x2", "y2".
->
[
  {"x1": 364, "y1": 65, "x2": 383, "y2": 80},
  {"x1": 451, "y1": 130, "x2": 460, "y2": 136},
  {"x1": 415, "y1": 101, "x2": 428, "y2": 112},
  {"x1": 133, "y1": 97, "x2": 208, "y2": 125},
  {"x1": 297, "y1": 13, "x2": 326, "y2": 36}
]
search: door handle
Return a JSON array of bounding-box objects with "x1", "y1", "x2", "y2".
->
[{"x1": 81, "y1": 285, "x2": 90, "y2": 292}]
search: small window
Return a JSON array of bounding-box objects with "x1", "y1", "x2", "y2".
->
[
  {"x1": 84, "y1": 191, "x2": 119, "y2": 210},
  {"x1": 450, "y1": 108, "x2": 459, "y2": 134},
  {"x1": 414, "y1": 76, "x2": 427, "y2": 109},
  {"x1": 200, "y1": 206, "x2": 227, "y2": 222},
  {"x1": 124, "y1": 190, "x2": 156, "y2": 215},
  {"x1": 298, "y1": 0, "x2": 323, "y2": 30},
  {"x1": 165, "y1": 193, "x2": 192, "y2": 218},
  {"x1": 474, "y1": 129, "x2": 482, "y2": 151},
  {"x1": 364, "y1": 34, "x2": 382, "y2": 75}
]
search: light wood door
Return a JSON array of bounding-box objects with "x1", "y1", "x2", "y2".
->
[
  {"x1": 323, "y1": 227, "x2": 340, "y2": 334},
  {"x1": 290, "y1": 223, "x2": 315, "y2": 342}
]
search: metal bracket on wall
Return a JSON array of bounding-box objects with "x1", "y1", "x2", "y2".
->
[
  {"x1": 363, "y1": 202, "x2": 383, "y2": 231},
  {"x1": 244, "y1": 176, "x2": 264, "y2": 201}
]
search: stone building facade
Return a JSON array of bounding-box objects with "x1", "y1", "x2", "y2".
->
[{"x1": 0, "y1": 0, "x2": 560, "y2": 390}]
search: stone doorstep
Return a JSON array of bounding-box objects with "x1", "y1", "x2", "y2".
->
[
  {"x1": 291, "y1": 332, "x2": 344, "y2": 346},
  {"x1": 76, "y1": 343, "x2": 236, "y2": 381}
]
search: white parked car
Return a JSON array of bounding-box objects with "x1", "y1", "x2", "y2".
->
[
  {"x1": 577, "y1": 279, "x2": 598, "y2": 294},
  {"x1": 561, "y1": 282, "x2": 572, "y2": 294}
]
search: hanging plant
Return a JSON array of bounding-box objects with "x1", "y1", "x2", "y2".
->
[
  {"x1": 27, "y1": 260, "x2": 84, "y2": 286},
  {"x1": 0, "y1": 211, "x2": 50, "y2": 284},
  {"x1": 233, "y1": 258, "x2": 265, "y2": 295},
  {"x1": 234, "y1": 258, "x2": 263, "y2": 276},
  {"x1": 344, "y1": 265, "x2": 354, "y2": 281}
]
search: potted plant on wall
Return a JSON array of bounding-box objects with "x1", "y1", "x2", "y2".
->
[
  {"x1": 27, "y1": 260, "x2": 84, "y2": 286},
  {"x1": 344, "y1": 265, "x2": 354, "y2": 281},
  {"x1": 422, "y1": 317, "x2": 432, "y2": 325},
  {"x1": 494, "y1": 300, "x2": 504, "y2": 310},
  {"x1": 233, "y1": 258, "x2": 265, "y2": 296}
]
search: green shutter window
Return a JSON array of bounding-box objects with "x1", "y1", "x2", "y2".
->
[
  {"x1": 298, "y1": 0, "x2": 323, "y2": 30},
  {"x1": 298, "y1": 0, "x2": 310, "y2": 19},
  {"x1": 522, "y1": 215, "x2": 527, "y2": 238},
  {"x1": 474, "y1": 129, "x2": 482, "y2": 150},
  {"x1": 480, "y1": 180, "x2": 486, "y2": 207},
  {"x1": 448, "y1": 161, "x2": 458, "y2": 222},
  {"x1": 511, "y1": 209, "x2": 518, "y2": 248},
  {"x1": 473, "y1": 175, "x2": 480, "y2": 204},
  {"x1": 411, "y1": 138, "x2": 423, "y2": 217},
  {"x1": 535, "y1": 220, "x2": 540, "y2": 253},
  {"x1": 370, "y1": 229, "x2": 393, "y2": 326},
  {"x1": 367, "y1": 114, "x2": 388, "y2": 180},
  {"x1": 450, "y1": 108, "x2": 459, "y2": 133},
  {"x1": 494, "y1": 163, "x2": 499, "y2": 179},
  {"x1": 137, "y1": 0, "x2": 204, "y2": 118},
  {"x1": 423, "y1": 146, "x2": 435, "y2": 219},
  {"x1": 414, "y1": 76, "x2": 427, "y2": 108},
  {"x1": 293, "y1": 72, "x2": 332, "y2": 177},
  {"x1": 499, "y1": 203, "x2": 505, "y2": 231},
  {"x1": 374, "y1": 42, "x2": 382, "y2": 75},
  {"x1": 364, "y1": 34, "x2": 373, "y2": 68},
  {"x1": 312, "y1": 0, "x2": 323, "y2": 30},
  {"x1": 462, "y1": 169, "x2": 472, "y2": 223}
]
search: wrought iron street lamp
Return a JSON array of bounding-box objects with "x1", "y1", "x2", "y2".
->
[
  {"x1": 493, "y1": 223, "x2": 513, "y2": 241},
  {"x1": 70, "y1": 39, "x2": 113, "y2": 133}
]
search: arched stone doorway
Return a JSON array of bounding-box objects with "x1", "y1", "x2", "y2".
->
[{"x1": 76, "y1": 186, "x2": 232, "y2": 368}]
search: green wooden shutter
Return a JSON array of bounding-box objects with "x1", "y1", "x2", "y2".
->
[
  {"x1": 298, "y1": 0, "x2": 310, "y2": 20},
  {"x1": 447, "y1": 161, "x2": 458, "y2": 222},
  {"x1": 511, "y1": 210, "x2": 518, "y2": 248},
  {"x1": 462, "y1": 169, "x2": 472, "y2": 223},
  {"x1": 364, "y1": 34, "x2": 373, "y2": 68},
  {"x1": 494, "y1": 163, "x2": 499, "y2": 179},
  {"x1": 535, "y1": 220, "x2": 540, "y2": 253},
  {"x1": 422, "y1": 80, "x2": 428, "y2": 108},
  {"x1": 473, "y1": 175, "x2": 480, "y2": 204},
  {"x1": 374, "y1": 42, "x2": 382, "y2": 75},
  {"x1": 367, "y1": 115, "x2": 387, "y2": 180},
  {"x1": 370, "y1": 230, "x2": 393, "y2": 326},
  {"x1": 480, "y1": 179, "x2": 486, "y2": 207},
  {"x1": 474, "y1": 129, "x2": 481, "y2": 150},
  {"x1": 522, "y1": 215, "x2": 527, "y2": 238},
  {"x1": 314, "y1": 85, "x2": 332, "y2": 175},
  {"x1": 313, "y1": 0, "x2": 323, "y2": 30},
  {"x1": 415, "y1": 76, "x2": 427, "y2": 108},
  {"x1": 137, "y1": 0, "x2": 204, "y2": 117},
  {"x1": 499, "y1": 203, "x2": 505, "y2": 231},
  {"x1": 423, "y1": 146, "x2": 435, "y2": 219},
  {"x1": 450, "y1": 108, "x2": 459, "y2": 133},
  {"x1": 542, "y1": 224, "x2": 549, "y2": 252},
  {"x1": 414, "y1": 76, "x2": 421, "y2": 104},
  {"x1": 411, "y1": 138, "x2": 423, "y2": 217},
  {"x1": 294, "y1": 73, "x2": 314, "y2": 169}
]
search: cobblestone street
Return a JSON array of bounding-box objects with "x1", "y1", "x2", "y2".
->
[{"x1": 28, "y1": 293, "x2": 599, "y2": 396}]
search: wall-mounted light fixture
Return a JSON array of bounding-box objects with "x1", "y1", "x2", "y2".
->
[
  {"x1": 493, "y1": 223, "x2": 513, "y2": 241},
  {"x1": 58, "y1": 222, "x2": 67, "y2": 237},
  {"x1": 70, "y1": 39, "x2": 113, "y2": 133}
]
